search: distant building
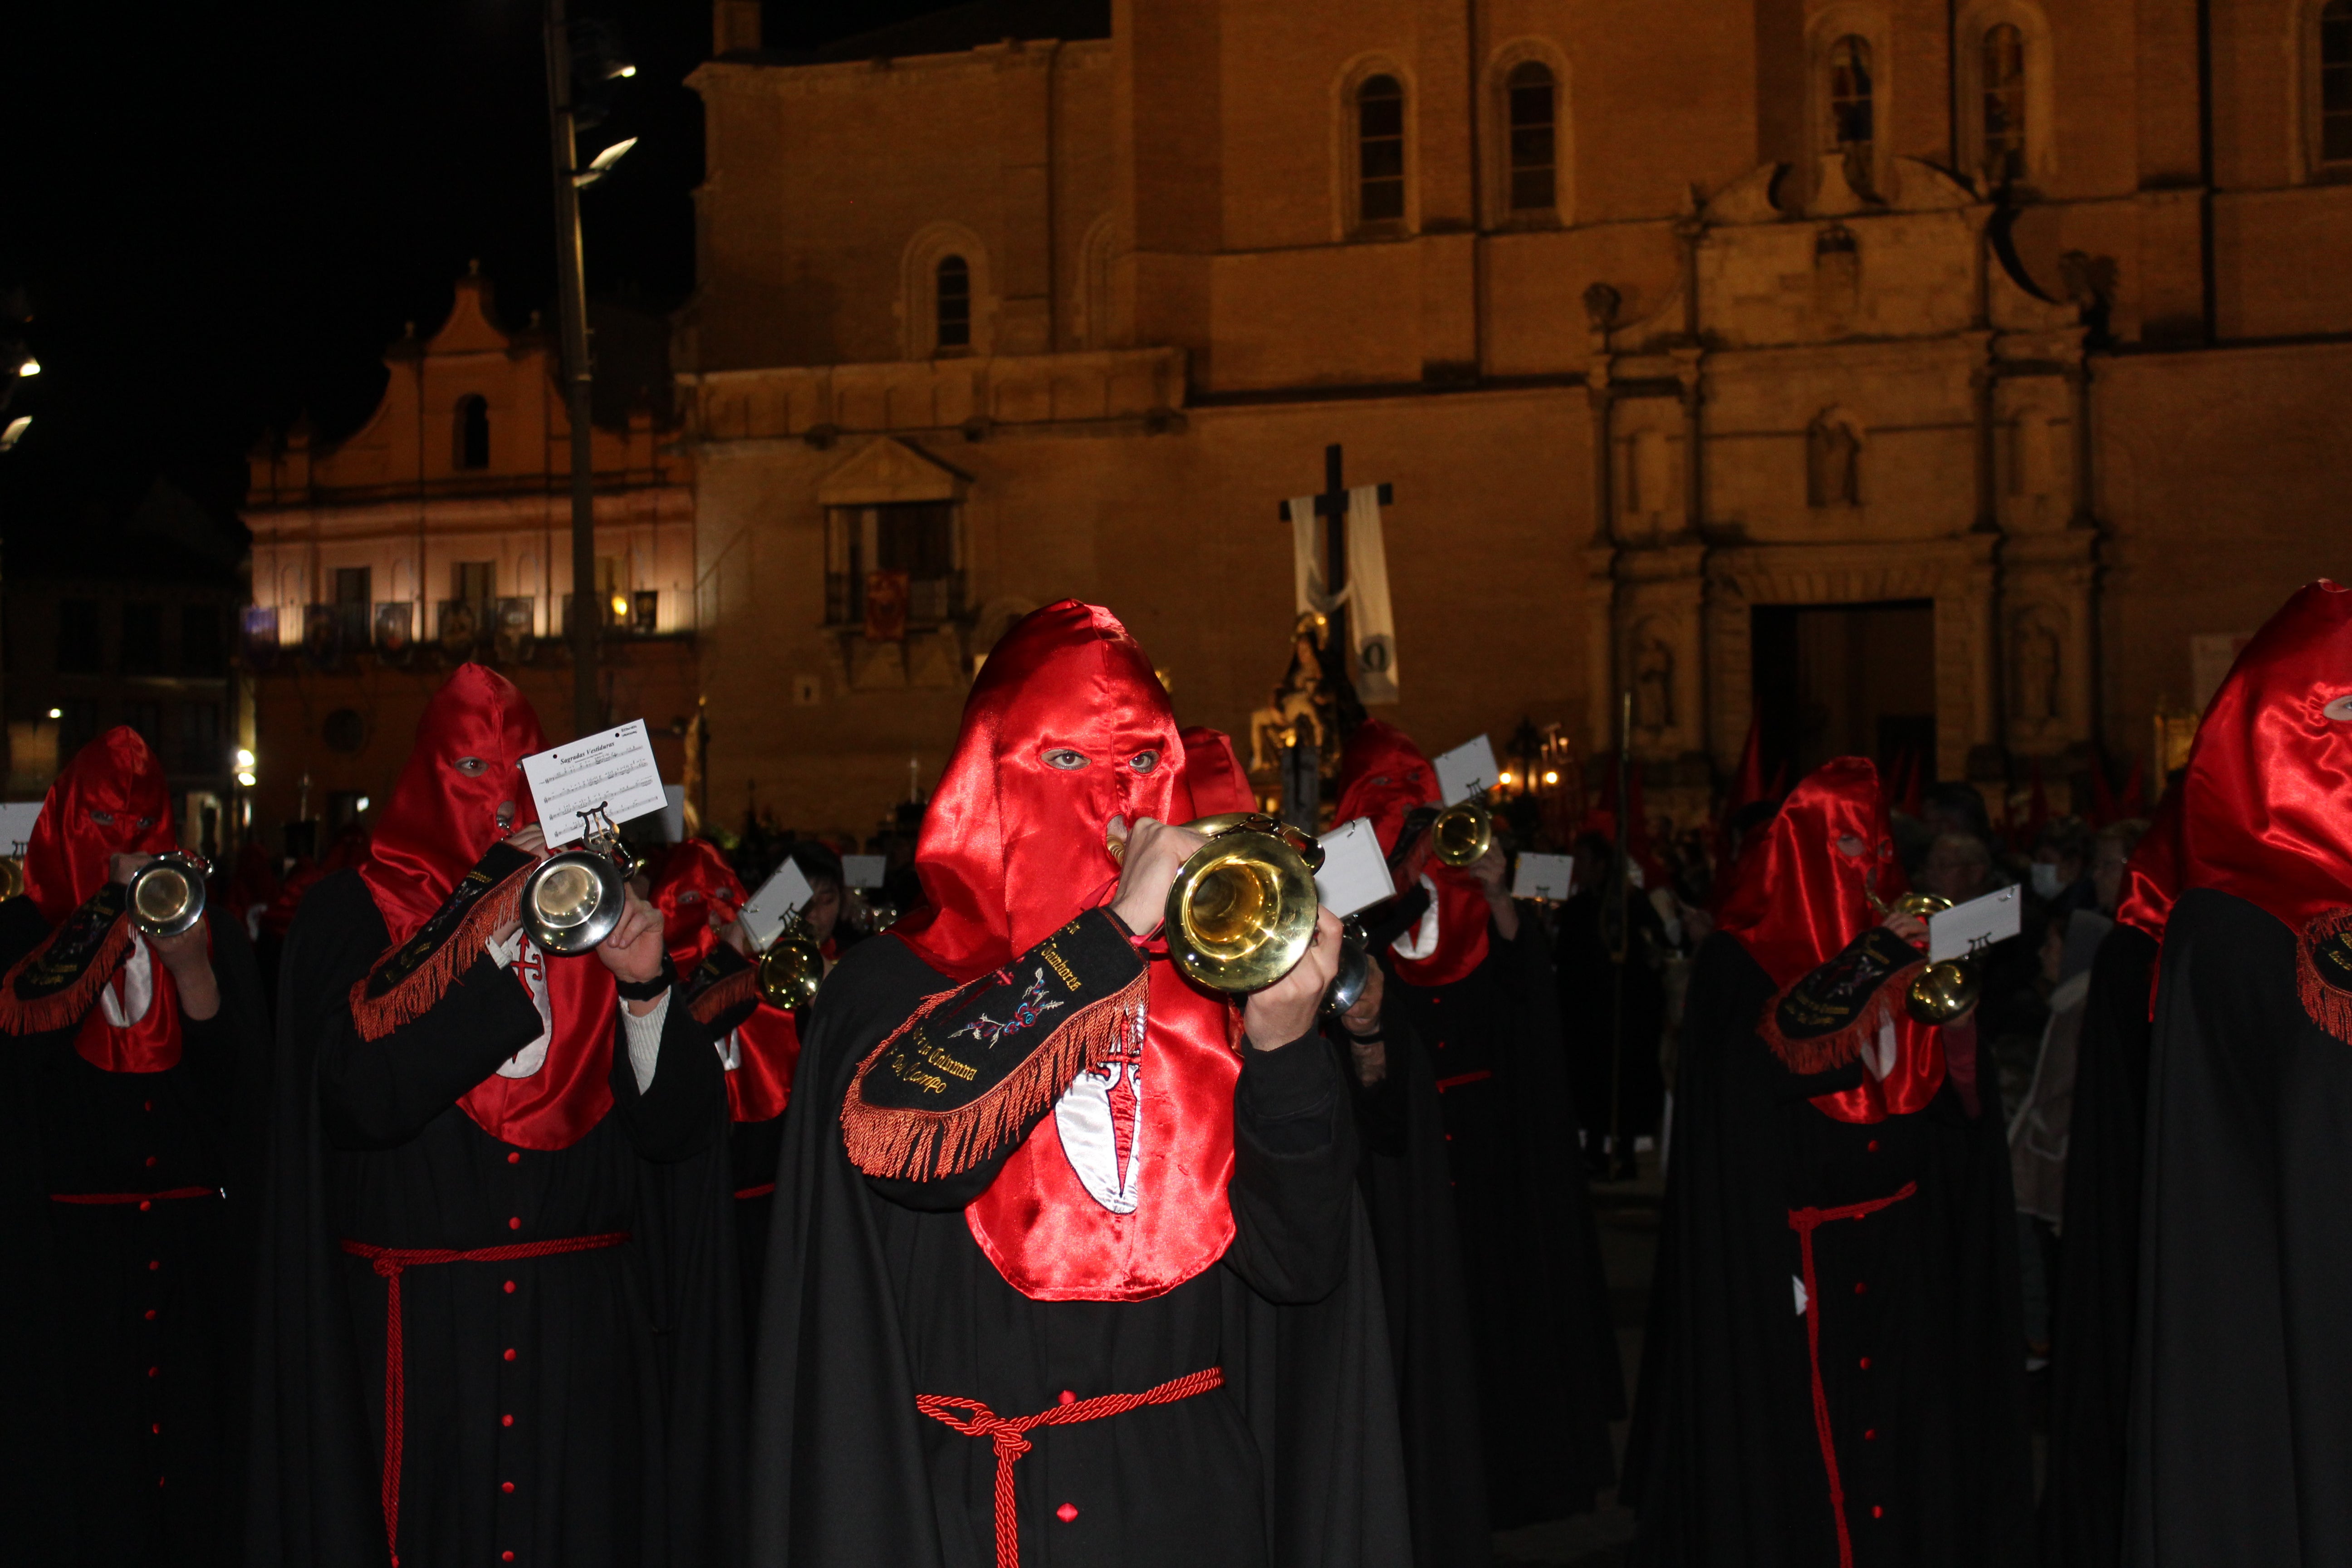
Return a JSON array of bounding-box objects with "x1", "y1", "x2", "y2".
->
[
  {"x1": 2, "y1": 478, "x2": 243, "y2": 856},
  {"x1": 681, "y1": 0, "x2": 2352, "y2": 831},
  {"x1": 240, "y1": 267, "x2": 696, "y2": 855}
]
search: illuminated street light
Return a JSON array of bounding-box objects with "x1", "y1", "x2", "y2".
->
[
  {"x1": 235, "y1": 748, "x2": 255, "y2": 769},
  {"x1": 45, "y1": 707, "x2": 60, "y2": 720},
  {"x1": 573, "y1": 135, "x2": 636, "y2": 189},
  {"x1": 235, "y1": 770, "x2": 257, "y2": 788},
  {"x1": 16, "y1": 358, "x2": 37, "y2": 377},
  {"x1": 0, "y1": 416, "x2": 28, "y2": 451}
]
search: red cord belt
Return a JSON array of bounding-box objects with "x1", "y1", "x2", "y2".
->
[
  {"x1": 1787, "y1": 1181, "x2": 1917, "y2": 1568},
  {"x1": 49, "y1": 1186, "x2": 216, "y2": 1208},
  {"x1": 917, "y1": 1366, "x2": 1225, "y2": 1568},
  {"x1": 341, "y1": 1231, "x2": 629, "y2": 1567}
]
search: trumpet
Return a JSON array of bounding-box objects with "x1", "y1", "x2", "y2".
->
[
  {"x1": 128, "y1": 852, "x2": 211, "y2": 939},
  {"x1": 1427, "y1": 797, "x2": 1493, "y2": 868},
  {"x1": 521, "y1": 805, "x2": 635, "y2": 956},
  {"x1": 0, "y1": 855, "x2": 22, "y2": 902},
  {"x1": 1866, "y1": 887, "x2": 1982, "y2": 1025},
  {"x1": 1162, "y1": 813, "x2": 1361, "y2": 1012},
  {"x1": 755, "y1": 911, "x2": 825, "y2": 1010}
]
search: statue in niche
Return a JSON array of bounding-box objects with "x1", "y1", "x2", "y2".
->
[
  {"x1": 1249, "y1": 612, "x2": 1332, "y2": 774},
  {"x1": 2013, "y1": 612, "x2": 2061, "y2": 727},
  {"x1": 1807, "y1": 413, "x2": 1862, "y2": 507},
  {"x1": 1632, "y1": 629, "x2": 1676, "y2": 734}
]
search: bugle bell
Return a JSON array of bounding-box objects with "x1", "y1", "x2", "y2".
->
[
  {"x1": 521, "y1": 805, "x2": 635, "y2": 956},
  {"x1": 1866, "y1": 887, "x2": 1981, "y2": 1026},
  {"x1": 755, "y1": 912, "x2": 825, "y2": 1010},
  {"x1": 1163, "y1": 813, "x2": 1325, "y2": 996},
  {"x1": 128, "y1": 852, "x2": 211, "y2": 939},
  {"x1": 0, "y1": 855, "x2": 22, "y2": 902},
  {"x1": 1427, "y1": 797, "x2": 1494, "y2": 868}
]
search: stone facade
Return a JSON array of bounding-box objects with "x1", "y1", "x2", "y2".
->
[
  {"x1": 240, "y1": 270, "x2": 697, "y2": 849},
  {"x1": 680, "y1": 0, "x2": 2352, "y2": 833}
]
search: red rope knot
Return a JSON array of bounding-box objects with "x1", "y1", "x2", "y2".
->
[
  {"x1": 917, "y1": 1367, "x2": 1224, "y2": 1568},
  {"x1": 370, "y1": 1254, "x2": 405, "y2": 1280}
]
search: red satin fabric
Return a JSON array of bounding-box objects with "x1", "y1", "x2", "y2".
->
[
  {"x1": 1714, "y1": 756, "x2": 1944, "y2": 1126},
  {"x1": 1178, "y1": 727, "x2": 1254, "y2": 815},
  {"x1": 896, "y1": 602, "x2": 1240, "y2": 1302},
  {"x1": 2114, "y1": 789, "x2": 2184, "y2": 942},
  {"x1": 25, "y1": 728, "x2": 185, "y2": 1073},
  {"x1": 2169, "y1": 580, "x2": 2352, "y2": 931},
  {"x1": 357, "y1": 665, "x2": 618, "y2": 1151},
  {"x1": 1332, "y1": 720, "x2": 1490, "y2": 987},
  {"x1": 652, "y1": 841, "x2": 798, "y2": 1123}
]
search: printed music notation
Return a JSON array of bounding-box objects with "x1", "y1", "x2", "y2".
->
[{"x1": 520, "y1": 720, "x2": 669, "y2": 847}]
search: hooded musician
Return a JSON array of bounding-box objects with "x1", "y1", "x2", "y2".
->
[
  {"x1": 245, "y1": 664, "x2": 741, "y2": 1568},
  {"x1": 0, "y1": 727, "x2": 269, "y2": 1567},
  {"x1": 747, "y1": 602, "x2": 1407, "y2": 1568}
]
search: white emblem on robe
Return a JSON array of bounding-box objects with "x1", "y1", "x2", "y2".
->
[
  {"x1": 495, "y1": 937, "x2": 555, "y2": 1078},
  {"x1": 98, "y1": 935, "x2": 157, "y2": 1026},
  {"x1": 1388, "y1": 874, "x2": 1442, "y2": 960},
  {"x1": 1054, "y1": 1008, "x2": 1146, "y2": 1214}
]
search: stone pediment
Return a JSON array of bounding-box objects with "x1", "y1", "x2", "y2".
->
[
  {"x1": 426, "y1": 274, "x2": 513, "y2": 356},
  {"x1": 816, "y1": 436, "x2": 968, "y2": 506}
]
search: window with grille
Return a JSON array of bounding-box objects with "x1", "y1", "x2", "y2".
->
[
  {"x1": 2324, "y1": 0, "x2": 2352, "y2": 175},
  {"x1": 121, "y1": 603, "x2": 163, "y2": 674},
  {"x1": 1982, "y1": 25, "x2": 2027, "y2": 186},
  {"x1": 1827, "y1": 34, "x2": 1875, "y2": 187},
  {"x1": 936, "y1": 257, "x2": 971, "y2": 352},
  {"x1": 456, "y1": 395, "x2": 490, "y2": 470},
  {"x1": 1506, "y1": 62, "x2": 1558, "y2": 212},
  {"x1": 826, "y1": 503, "x2": 962, "y2": 626},
  {"x1": 1357, "y1": 75, "x2": 1406, "y2": 225},
  {"x1": 57, "y1": 599, "x2": 101, "y2": 673}
]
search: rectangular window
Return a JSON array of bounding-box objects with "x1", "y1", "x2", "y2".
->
[
  {"x1": 936, "y1": 258, "x2": 972, "y2": 352},
  {"x1": 124, "y1": 701, "x2": 162, "y2": 755},
  {"x1": 57, "y1": 599, "x2": 101, "y2": 673},
  {"x1": 335, "y1": 566, "x2": 371, "y2": 605},
  {"x1": 332, "y1": 568, "x2": 373, "y2": 647},
  {"x1": 1358, "y1": 77, "x2": 1407, "y2": 224},
  {"x1": 1507, "y1": 66, "x2": 1557, "y2": 212},
  {"x1": 453, "y1": 561, "x2": 495, "y2": 603},
  {"x1": 825, "y1": 503, "x2": 962, "y2": 626},
  {"x1": 1981, "y1": 25, "x2": 2027, "y2": 186},
  {"x1": 2325, "y1": 1, "x2": 2352, "y2": 169},
  {"x1": 181, "y1": 604, "x2": 224, "y2": 676},
  {"x1": 59, "y1": 700, "x2": 99, "y2": 761},
  {"x1": 121, "y1": 603, "x2": 163, "y2": 674},
  {"x1": 179, "y1": 702, "x2": 220, "y2": 776}
]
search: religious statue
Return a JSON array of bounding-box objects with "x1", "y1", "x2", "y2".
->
[
  {"x1": 1807, "y1": 412, "x2": 1862, "y2": 507},
  {"x1": 2013, "y1": 611, "x2": 2061, "y2": 726},
  {"x1": 1632, "y1": 629, "x2": 1675, "y2": 734},
  {"x1": 1249, "y1": 612, "x2": 1331, "y2": 774}
]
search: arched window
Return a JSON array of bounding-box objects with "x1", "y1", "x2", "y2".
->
[
  {"x1": 1506, "y1": 61, "x2": 1558, "y2": 211},
  {"x1": 454, "y1": 395, "x2": 489, "y2": 470},
  {"x1": 935, "y1": 256, "x2": 971, "y2": 353},
  {"x1": 1357, "y1": 74, "x2": 1406, "y2": 225},
  {"x1": 2323, "y1": 0, "x2": 2352, "y2": 176},
  {"x1": 1981, "y1": 24, "x2": 2028, "y2": 185},
  {"x1": 1827, "y1": 35, "x2": 1876, "y2": 173}
]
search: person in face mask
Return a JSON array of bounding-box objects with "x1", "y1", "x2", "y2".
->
[
  {"x1": 0, "y1": 727, "x2": 270, "y2": 1567},
  {"x1": 747, "y1": 602, "x2": 1408, "y2": 1568},
  {"x1": 2029, "y1": 819, "x2": 2095, "y2": 916},
  {"x1": 246, "y1": 664, "x2": 742, "y2": 1568},
  {"x1": 1621, "y1": 756, "x2": 2034, "y2": 1568}
]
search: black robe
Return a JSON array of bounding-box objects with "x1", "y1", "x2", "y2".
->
[
  {"x1": 2125, "y1": 888, "x2": 2352, "y2": 1564},
  {"x1": 1623, "y1": 931, "x2": 2033, "y2": 1567},
  {"x1": 244, "y1": 868, "x2": 741, "y2": 1568},
  {"x1": 2038, "y1": 922, "x2": 2158, "y2": 1568},
  {"x1": 1554, "y1": 886, "x2": 1669, "y2": 1153},
  {"x1": 1382, "y1": 916, "x2": 1623, "y2": 1528},
  {"x1": 1340, "y1": 1005, "x2": 1491, "y2": 1567},
  {"x1": 0, "y1": 900, "x2": 270, "y2": 1567},
  {"x1": 748, "y1": 931, "x2": 1411, "y2": 1567}
]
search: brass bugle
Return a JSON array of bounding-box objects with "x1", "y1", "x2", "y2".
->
[
  {"x1": 521, "y1": 807, "x2": 635, "y2": 955},
  {"x1": 1164, "y1": 813, "x2": 1325, "y2": 995},
  {"x1": 1866, "y1": 886, "x2": 1980, "y2": 1025},
  {"x1": 129, "y1": 852, "x2": 211, "y2": 938},
  {"x1": 0, "y1": 855, "x2": 22, "y2": 902},
  {"x1": 755, "y1": 912, "x2": 825, "y2": 1010},
  {"x1": 1428, "y1": 798, "x2": 1493, "y2": 867}
]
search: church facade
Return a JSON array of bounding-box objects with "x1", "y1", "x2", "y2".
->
[{"x1": 681, "y1": 0, "x2": 2352, "y2": 833}]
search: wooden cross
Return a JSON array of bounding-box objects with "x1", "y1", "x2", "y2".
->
[{"x1": 1277, "y1": 443, "x2": 1393, "y2": 660}]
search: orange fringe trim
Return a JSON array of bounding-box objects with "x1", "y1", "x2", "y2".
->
[
  {"x1": 2296, "y1": 907, "x2": 2352, "y2": 1044},
  {"x1": 840, "y1": 967, "x2": 1149, "y2": 1183},
  {"x1": 689, "y1": 966, "x2": 759, "y2": 1027},
  {"x1": 348, "y1": 867, "x2": 529, "y2": 1042},
  {"x1": 0, "y1": 911, "x2": 134, "y2": 1036},
  {"x1": 1759, "y1": 963, "x2": 1923, "y2": 1076}
]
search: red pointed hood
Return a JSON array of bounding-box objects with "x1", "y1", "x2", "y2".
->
[
  {"x1": 24, "y1": 727, "x2": 176, "y2": 925},
  {"x1": 1715, "y1": 755, "x2": 1906, "y2": 990},
  {"x1": 1333, "y1": 719, "x2": 1490, "y2": 986}
]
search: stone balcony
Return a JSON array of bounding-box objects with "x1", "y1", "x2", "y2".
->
[{"x1": 680, "y1": 347, "x2": 1189, "y2": 444}]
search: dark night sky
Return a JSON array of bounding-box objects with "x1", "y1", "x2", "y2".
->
[{"x1": 0, "y1": 0, "x2": 953, "y2": 547}]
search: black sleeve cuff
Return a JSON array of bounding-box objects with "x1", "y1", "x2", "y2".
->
[{"x1": 1237, "y1": 1031, "x2": 1340, "y2": 1154}]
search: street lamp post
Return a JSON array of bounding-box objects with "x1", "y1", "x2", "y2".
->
[{"x1": 541, "y1": 0, "x2": 600, "y2": 739}]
